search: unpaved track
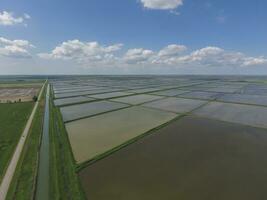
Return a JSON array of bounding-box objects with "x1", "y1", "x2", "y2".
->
[{"x1": 0, "y1": 81, "x2": 46, "y2": 200}]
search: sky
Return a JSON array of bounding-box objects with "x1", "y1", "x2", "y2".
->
[{"x1": 0, "y1": 0, "x2": 267, "y2": 75}]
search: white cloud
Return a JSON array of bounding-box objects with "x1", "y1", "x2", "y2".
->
[
  {"x1": 158, "y1": 44, "x2": 187, "y2": 57},
  {"x1": 0, "y1": 37, "x2": 34, "y2": 58},
  {"x1": 152, "y1": 44, "x2": 187, "y2": 65},
  {"x1": 38, "y1": 40, "x2": 123, "y2": 66},
  {"x1": 0, "y1": 37, "x2": 34, "y2": 48},
  {"x1": 242, "y1": 57, "x2": 267, "y2": 66},
  {"x1": 140, "y1": 0, "x2": 183, "y2": 10},
  {"x1": 123, "y1": 48, "x2": 154, "y2": 64},
  {"x1": 39, "y1": 40, "x2": 267, "y2": 69},
  {"x1": 178, "y1": 46, "x2": 224, "y2": 62},
  {"x1": 0, "y1": 11, "x2": 30, "y2": 26},
  {"x1": 172, "y1": 47, "x2": 267, "y2": 67}
]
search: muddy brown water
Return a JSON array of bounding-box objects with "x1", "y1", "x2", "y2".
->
[{"x1": 79, "y1": 116, "x2": 267, "y2": 200}]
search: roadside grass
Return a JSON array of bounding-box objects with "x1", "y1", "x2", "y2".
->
[
  {"x1": 0, "y1": 102, "x2": 34, "y2": 183},
  {"x1": 5, "y1": 85, "x2": 46, "y2": 200},
  {"x1": 50, "y1": 95, "x2": 86, "y2": 200}
]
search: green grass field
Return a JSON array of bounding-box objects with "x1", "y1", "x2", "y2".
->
[
  {"x1": 6, "y1": 86, "x2": 46, "y2": 200},
  {"x1": 0, "y1": 102, "x2": 34, "y2": 182},
  {"x1": 50, "y1": 98, "x2": 86, "y2": 199}
]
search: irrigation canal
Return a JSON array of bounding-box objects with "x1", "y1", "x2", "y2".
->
[{"x1": 35, "y1": 84, "x2": 50, "y2": 200}]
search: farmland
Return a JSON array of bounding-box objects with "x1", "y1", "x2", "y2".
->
[
  {"x1": 49, "y1": 75, "x2": 267, "y2": 200},
  {"x1": 66, "y1": 106, "x2": 176, "y2": 163},
  {"x1": 2, "y1": 0, "x2": 267, "y2": 199},
  {"x1": 79, "y1": 116, "x2": 267, "y2": 200},
  {"x1": 6, "y1": 84, "x2": 46, "y2": 200},
  {"x1": 0, "y1": 102, "x2": 34, "y2": 182},
  {"x1": 0, "y1": 77, "x2": 45, "y2": 200},
  {"x1": 2, "y1": 75, "x2": 267, "y2": 200},
  {"x1": 0, "y1": 81, "x2": 42, "y2": 103}
]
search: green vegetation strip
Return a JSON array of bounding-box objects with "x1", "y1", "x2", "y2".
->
[
  {"x1": 0, "y1": 102, "x2": 34, "y2": 183},
  {"x1": 5, "y1": 86, "x2": 46, "y2": 200},
  {"x1": 49, "y1": 96, "x2": 86, "y2": 199}
]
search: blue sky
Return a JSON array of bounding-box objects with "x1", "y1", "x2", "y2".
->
[{"x1": 0, "y1": 0, "x2": 267, "y2": 74}]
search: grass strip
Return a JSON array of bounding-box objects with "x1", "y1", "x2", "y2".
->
[{"x1": 49, "y1": 95, "x2": 86, "y2": 200}]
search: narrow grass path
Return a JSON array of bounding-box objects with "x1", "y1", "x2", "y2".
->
[{"x1": 49, "y1": 95, "x2": 86, "y2": 199}]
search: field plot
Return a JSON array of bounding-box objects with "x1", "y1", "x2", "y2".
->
[
  {"x1": 65, "y1": 106, "x2": 177, "y2": 163},
  {"x1": 217, "y1": 94, "x2": 267, "y2": 106},
  {"x1": 49, "y1": 75, "x2": 267, "y2": 200},
  {"x1": 54, "y1": 96, "x2": 95, "y2": 107},
  {"x1": 54, "y1": 88, "x2": 123, "y2": 99},
  {"x1": 178, "y1": 91, "x2": 220, "y2": 100},
  {"x1": 112, "y1": 94, "x2": 164, "y2": 105},
  {"x1": 205, "y1": 87, "x2": 240, "y2": 93},
  {"x1": 193, "y1": 102, "x2": 267, "y2": 128},
  {"x1": 54, "y1": 90, "x2": 103, "y2": 99},
  {"x1": 0, "y1": 81, "x2": 42, "y2": 103},
  {"x1": 53, "y1": 86, "x2": 105, "y2": 94},
  {"x1": 143, "y1": 97, "x2": 207, "y2": 113},
  {"x1": 0, "y1": 102, "x2": 33, "y2": 181},
  {"x1": 79, "y1": 116, "x2": 267, "y2": 200},
  {"x1": 128, "y1": 87, "x2": 164, "y2": 94},
  {"x1": 60, "y1": 100, "x2": 129, "y2": 122},
  {"x1": 240, "y1": 84, "x2": 267, "y2": 95},
  {"x1": 0, "y1": 88, "x2": 40, "y2": 103},
  {"x1": 151, "y1": 89, "x2": 189, "y2": 96},
  {"x1": 89, "y1": 91, "x2": 133, "y2": 99},
  {"x1": 181, "y1": 86, "x2": 213, "y2": 92},
  {"x1": 241, "y1": 89, "x2": 267, "y2": 95}
]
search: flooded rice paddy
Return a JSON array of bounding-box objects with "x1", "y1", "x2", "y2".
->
[
  {"x1": 217, "y1": 93, "x2": 267, "y2": 106},
  {"x1": 79, "y1": 116, "x2": 267, "y2": 200},
  {"x1": 112, "y1": 94, "x2": 164, "y2": 105},
  {"x1": 60, "y1": 100, "x2": 128, "y2": 122},
  {"x1": 151, "y1": 88, "x2": 190, "y2": 96},
  {"x1": 54, "y1": 88, "x2": 122, "y2": 99},
  {"x1": 178, "y1": 91, "x2": 220, "y2": 100},
  {"x1": 66, "y1": 106, "x2": 176, "y2": 163},
  {"x1": 194, "y1": 102, "x2": 267, "y2": 128},
  {"x1": 54, "y1": 96, "x2": 95, "y2": 106},
  {"x1": 143, "y1": 97, "x2": 207, "y2": 113},
  {"x1": 50, "y1": 75, "x2": 267, "y2": 200},
  {"x1": 89, "y1": 91, "x2": 133, "y2": 99}
]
